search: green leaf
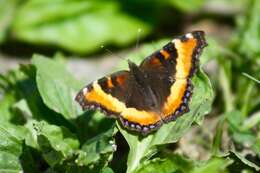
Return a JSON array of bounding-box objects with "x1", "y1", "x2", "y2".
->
[
  {"x1": 242, "y1": 73, "x2": 260, "y2": 85},
  {"x1": 169, "y1": 0, "x2": 205, "y2": 12},
  {"x1": 12, "y1": 0, "x2": 151, "y2": 53},
  {"x1": 0, "y1": 64, "x2": 67, "y2": 126},
  {"x1": 38, "y1": 134, "x2": 64, "y2": 167},
  {"x1": 226, "y1": 110, "x2": 256, "y2": 145},
  {"x1": 76, "y1": 128, "x2": 117, "y2": 169},
  {"x1": 236, "y1": 0, "x2": 260, "y2": 58},
  {"x1": 135, "y1": 153, "x2": 193, "y2": 173},
  {"x1": 253, "y1": 138, "x2": 260, "y2": 157},
  {"x1": 135, "y1": 154, "x2": 232, "y2": 173},
  {"x1": 32, "y1": 54, "x2": 82, "y2": 120},
  {"x1": 0, "y1": 124, "x2": 24, "y2": 173},
  {"x1": 242, "y1": 112, "x2": 260, "y2": 130},
  {"x1": 34, "y1": 121, "x2": 79, "y2": 158},
  {"x1": 191, "y1": 157, "x2": 232, "y2": 173},
  {"x1": 0, "y1": 0, "x2": 18, "y2": 43},
  {"x1": 102, "y1": 167, "x2": 114, "y2": 173},
  {"x1": 0, "y1": 92, "x2": 17, "y2": 122},
  {"x1": 212, "y1": 114, "x2": 226, "y2": 156},
  {"x1": 231, "y1": 151, "x2": 260, "y2": 171}
]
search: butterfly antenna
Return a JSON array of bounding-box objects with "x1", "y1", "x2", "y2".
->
[
  {"x1": 135, "y1": 28, "x2": 142, "y2": 51},
  {"x1": 100, "y1": 45, "x2": 128, "y2": 62}
]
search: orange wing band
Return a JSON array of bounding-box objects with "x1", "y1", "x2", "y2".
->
[{"x1": 84, "y1": 81, "x2": 161, "y2": 125}]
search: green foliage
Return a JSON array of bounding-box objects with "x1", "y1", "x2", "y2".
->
[
  {"x1": 11, "y1": 0, "x2": 151, "y2": 54},
  {"x1": 32, "y1": 54, "x2": 82, "y2": 119},
  {"x1": 0, "y1": 0, "x2": 18, "y2": 43},
  {"x1": 169, "y1": 0, "x2": 205, "y2": 12},
  {"x1": 0, "y1": 38, "x2": 214, "y2": 172},
  {"x1": 0, "y1": 55, "x2": 119, "y2": 172},
  {"x1": 135, "y1": 153, "x2": 194, "y2": 173},
  {"x1": 135, "y1": 153, "x2": 232, "y2": 173},
  {"x1": 0, "y1": 0, "x2": 260, "y2": 172},
  {"x1": 0, "y1": 0, "x2": 213, "y2": 54},
  {"x1": 0, "y1": 124, "x2": 23, "y2": 173},
  {"x1": 236, "y1": 0, "x2": 260, "y2": 58}
]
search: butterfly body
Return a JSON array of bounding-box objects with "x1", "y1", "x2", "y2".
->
[{"x1": 75, "y1": 31, "x2": 207, "y2": 135}]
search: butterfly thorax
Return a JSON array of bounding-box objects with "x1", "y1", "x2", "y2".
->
[{"x1": 128, "y1": 60, "x2": 160, "y2": 111}]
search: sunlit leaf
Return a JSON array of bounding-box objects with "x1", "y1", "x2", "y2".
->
[
  {"x1": 12, "y1": 0, "x2": 151, "y2": 53},
  {"x1": 32, "y1": 54, "x2": 82, "y2": 120},
  {"x1": 236, "y1": 0, "x2": 260, "y2": 58},
  {"x1": 135, "y1": 153, "x2": 193, "y2": 173},
  {"x1": 169, "y1": 0, "x2": 205, "y2": 12},
  {"x1": 191, "y1": 157, "x2": 232, "y2": 173},
  {"x1": 77, "y1": 128, "x2": 117, "y2": 169},
  {"x1": 0, "y1": 92, "x2": 17, "y2": 122},
  {"x1": 31, "y1": 121, "x2": 80, "y2": 166},
  {"x1": 0, "y1": 0, "x2": 18, "y2": 43},
  {"x1": 102, "y1": 167, "x2": 114, "y2": 173},
  {"x1": 0, "y1": 124, "x2": 24, "y2": 173}
]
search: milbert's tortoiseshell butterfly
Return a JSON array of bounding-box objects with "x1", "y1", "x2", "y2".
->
[{"x1": 75, "y1": 31, "x2": 207, "y2": 135}]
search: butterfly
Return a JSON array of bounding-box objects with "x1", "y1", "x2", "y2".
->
[{"x1": 75, "y1": 31, "x2": 207, "y2": 135}]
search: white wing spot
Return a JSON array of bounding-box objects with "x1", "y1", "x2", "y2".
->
[
  {"x1": 171, "y1": 39, "x2": 177, "y2": 43},
  {"x1": 185, "y1": 33, "x2": 193, "y2": 39},
  {"x1": 83, "y1": 88, "x2": 88, "y2": 94}
]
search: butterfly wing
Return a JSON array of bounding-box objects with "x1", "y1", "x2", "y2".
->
[
  {"x1": 75, "y1": 31, "x2": 207, "y2": 135},
  {"x1": 139, "y1": 31, "x2": 207, "y2": 122},
  {"x1": 75, "y1": 70, "x2": 162, "y2": 134}
]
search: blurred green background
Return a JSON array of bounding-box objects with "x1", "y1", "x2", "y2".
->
[{"x1": 0, "y1": 0, "x2": 260, "y2": 173}]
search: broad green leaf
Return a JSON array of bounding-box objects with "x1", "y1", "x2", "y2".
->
[
  {"x1": 34, "y1": 121, "x2": 79, "y2": 157},
  {"x1": 191, "y1": 157, "x2": 232, "y2": 173},
  {"x1": 12, "y1": 0, "x2": 151, "y2": 53},
  {"x1": 0, "y1": 92, "x2": 16, "y2": 122},
  {"x1": 37, "y1": 134, "x2": 64, "y2": 166},
  {"x1": 169, "y1": 0, "x2": 205, "y2": 12},
  {"x1": 76, "y1": 128, "x2": 117, "y2": 169},
  {"x1": 135, "y1": 153, "x2": 193, "y2": 173},
  {"x1": 102, "y1": 167, "x2": 114, "y2": 173},
  {"x1": 0, "y1": 124, "x2": 24, "y2": 173},
  {"x1": 135, "y1": 154, "x2": 232, "y2": 173},
  {"x1": 0, "y1": 64, "x2": 69, "y2": 126},
  {"x1": 32, "y1": 54, "x2": 82, "y2": 120},
  {"x1": 0, "y1": 0, "x2": 18, "y2": 43}
]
